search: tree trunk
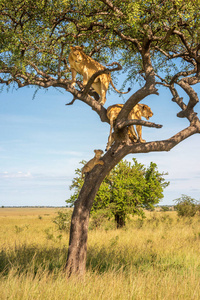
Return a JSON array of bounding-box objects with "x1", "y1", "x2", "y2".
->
[
  {"x1": 65, "y1": 162, "x2": 110, "y2": 276},
  {"x1": 65, "y1": 143, "x2": 127, "y2": 276},
  {"x1": 65, "y1": 198, "x2": 90, "y2": 276},
  {"x1": 65, "y1": 176, "x2": 102, "y2": 276},
  {"x1": 115, "y1": 213, "x2": 126, "y2": 228}
]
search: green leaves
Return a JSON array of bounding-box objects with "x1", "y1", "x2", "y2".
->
[
  {"x1": 174, "y1": 194, "x2": 200, "y2": 217},
  {"x1": 0, "y1": 0, "x2": 199, "y2": 86},
  {"x1": 94, "y1": 158, "x2": 169, "y2": 223},
  {"x1": 67, "y1": 158, "x2": 169, "y2": 227}
]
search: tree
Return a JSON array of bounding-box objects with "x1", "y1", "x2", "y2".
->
[
  {"x1": 174, "y1": 194, "x2": 199, "y2": 217},
  {"x1": 67, "y1": 159, "x2": 169, "y2": 228},
  {"x1": 1, "y1": 0, "x2": 200, "y2": 276}
]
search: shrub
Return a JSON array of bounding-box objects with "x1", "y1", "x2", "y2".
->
[
  {"x1": 52, "y1": 210, "x2": 72, "y2": 232},
  {"x1": 161, "y1": 206, "x2": 170, "y2": 212},
  {"x1": 89, "y1": 209, "x2": 113, "y2": 230},
  {"x1": 174, "y1": 195, "x2": 199, "y2": 217}
]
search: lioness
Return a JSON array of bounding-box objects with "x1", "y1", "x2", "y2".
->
[
  {"x1": 81, "y1": 149, "x2": 104, "y2": 179},
  {"x1": 106, "y1": 103, "x2": 153, "y2": 150},
  {"x1": 68, "y1": 46, "x2": 130, "y2": 105}
]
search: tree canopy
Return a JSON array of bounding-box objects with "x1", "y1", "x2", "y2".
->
[
  {"x1": 1, "y1": 0, "x2": 199, "y2": 139},
  {"x1": 174, "y1": 194, "x2": 200, "y2": 218}
]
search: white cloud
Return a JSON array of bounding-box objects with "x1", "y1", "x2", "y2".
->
[{"x1": 0, "y1": 171, "x2": 32, "y2": 179}]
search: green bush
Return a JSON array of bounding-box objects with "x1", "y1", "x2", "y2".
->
[
  {"x1": 174, "y1": 195, "x2": 199, "y2": 217},
  {"x1": 53, "y1": 210, "x2": 72, "y2": 232},
  {"x1": 89, "y1": 209, "x2": 113, "y2": 230},
  {"x1": 161, "y1": 206, "x2": 170, "y2": 212}
]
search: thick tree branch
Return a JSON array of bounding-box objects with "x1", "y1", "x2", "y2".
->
[
  {"x1": 116, "y1": 119, "x2": 163, "y2": 130},
  {"x1": 0, "y1": 64, "x2": 109, "y2": 123},
  {"x1": 125, "y1": 123, "x2": 200, "y2": 155},
  {"x1": 170, "y1": 68, "x2": 197, "y2": 85},
  {"x1": 170, "y1": 84, "x2": 187, "y2": 112},
  {"x1": 177, "y1": 76, "x2": 199, "y2": 117}
]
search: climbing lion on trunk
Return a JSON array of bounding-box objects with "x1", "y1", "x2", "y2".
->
[
  {"x1": 68, "y1": 46, "x2": 130, "y2": 105},
  {"x1": 81, "y1": 149, "x2": 104, "y2": 179},
  {"x1": 106, "y1": 103, "x2": 153, "y2": 150}
]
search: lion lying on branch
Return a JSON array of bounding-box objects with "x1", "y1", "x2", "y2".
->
[{"x1": 68, "y1": 46, "x2": 130, "y2": 105}]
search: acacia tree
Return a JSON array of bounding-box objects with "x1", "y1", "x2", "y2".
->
[
  {"x1": 67, "y1": 159, "x2": 169, "y2": 228},
  {"x1": 1, "y1": 0, "x2": 200, "y2": 276}
]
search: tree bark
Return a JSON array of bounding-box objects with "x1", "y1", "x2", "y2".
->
[
  {"x1": 65, "y1": 176, "x2": 102, "y2": 276},
  {"x1": 65, "y1": 197, "x2": 91, "y2": 276},
  {"x1": 115, "y1": 213, "x2": 126, "y2": 228},
  {"x1": 65, "y1": 143, "x2": 127, "y2": 276}
]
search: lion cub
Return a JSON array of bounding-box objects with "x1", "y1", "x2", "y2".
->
[{"x1": 81, "y1": 150, "x2": 104, "y2": 178}]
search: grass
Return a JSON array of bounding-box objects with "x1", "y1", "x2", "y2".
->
[{"x1": 0, "y1": 208, "x2": 200, "y2": 299}]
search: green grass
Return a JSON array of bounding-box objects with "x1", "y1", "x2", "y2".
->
[{"x1": 0, "y1": 208, "x2": 200, "y2": 299}]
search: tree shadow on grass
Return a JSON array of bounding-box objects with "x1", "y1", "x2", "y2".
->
[
  {"x1": 0, "y1": 242, "x2": 155, "y2": 276},
  {"x1": 86, "y1": 241, "x2": 159, "y2": 274},
  {"x1": 86, "y1": 240, "x2": 189, "y2": 275},
  {"x1": 0, "y1": 244, "x2": 68, "y2": 276},
  {"x1": 0, "y1": 242, "x2": 186, "y2": 276}
]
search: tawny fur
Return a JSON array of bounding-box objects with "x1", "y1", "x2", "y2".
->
[
  {"x1": 81, "y1": 149, "x2": 104, "y2": 178},
  {"x1": 68, "y1": 46, "x2": 129, "y2": 105},
  {"x1": 106, "y1": 103, "x2": 153, "y2": 150}
]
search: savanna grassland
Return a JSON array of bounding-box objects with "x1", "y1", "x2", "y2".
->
[{"x1": 0, "y1": 207, "x2": 200, "y2": 300}]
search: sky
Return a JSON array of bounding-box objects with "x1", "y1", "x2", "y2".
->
[{"x1": 0, "y1": 77, "x2": 200, "y2": 207}]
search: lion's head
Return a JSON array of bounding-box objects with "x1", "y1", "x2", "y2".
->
[
  {"x1": 140, "y1": 104, "x2": 153, "y2": 120},
  {"x1": 70, "y1": 46, "x2": 84, "y2": 63},
  {"x1": 94, "y1": 149, "x2": 104, "y2": 158}
]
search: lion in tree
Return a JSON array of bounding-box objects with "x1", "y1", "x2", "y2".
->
[{"x1": 68, "y1": 46, "x2": 130, "y2": 105}]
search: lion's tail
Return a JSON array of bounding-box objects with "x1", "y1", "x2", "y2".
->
[{"x1": 110, "y1": 79, "x2": 131, "y2": 94}]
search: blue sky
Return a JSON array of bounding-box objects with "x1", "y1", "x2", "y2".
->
[{"x1": 0, "y1": 79, "x2": 200, "y2": 207}]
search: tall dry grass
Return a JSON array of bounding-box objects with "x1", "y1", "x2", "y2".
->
[{"x1": 0, "y1": 208, "x2": 200, "y2": 299}]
